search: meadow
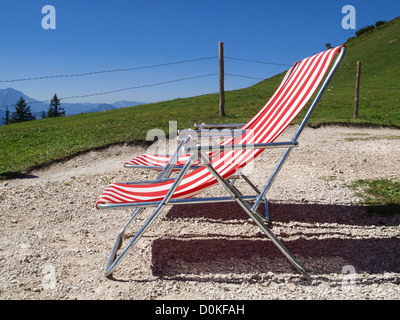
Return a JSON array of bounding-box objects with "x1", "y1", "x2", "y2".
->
[{"x1": 1, "y1": 17, "x2": 399, "y2": 179}]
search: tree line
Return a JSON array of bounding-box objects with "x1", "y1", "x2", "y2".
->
[
  {"x1": 324, "y1": 20, "x2": 387, "y2": 51},
  {"x1": 2, "y1": 94, "x2": 65, "y2": 125}
]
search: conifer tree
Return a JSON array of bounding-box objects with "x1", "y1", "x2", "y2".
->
[
  {"x1": 10, "y1": 97, "x2": 36, "y2": 123},
  {"x1": 47, "y1": 94, "x2": 65, "y2": 117},
  {"x1": 2, "y1": 106, "x2": 10, "y2": 125}
]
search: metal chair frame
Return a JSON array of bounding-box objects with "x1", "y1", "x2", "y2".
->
[{"x1": 97, "y1": 46, "x2": 346, "y2": 278}]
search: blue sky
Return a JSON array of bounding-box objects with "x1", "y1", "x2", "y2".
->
[{"x1": 0, "y1": 0, "x2": 399, "y2": 104}]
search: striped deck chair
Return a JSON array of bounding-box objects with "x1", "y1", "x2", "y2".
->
[
  {"x1": 123, "y1": 123, "x2": 246, "y2": 171},
  {"x1": 96, "y1": 45, "x2": 346, "y2": 277}
]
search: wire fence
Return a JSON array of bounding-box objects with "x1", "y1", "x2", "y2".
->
[
  {"x1": 0, "y1": 57, "x2": 219, "y2": 84},
  {"x1": 0, "y1": 55, "x2": 289, "y2": 110},
  {"x1": 0, "y1": 52, "x2": 399, "y2": 111},
  {"x1": 1, "y1": 1, "x2": 399, "y2": 113}
]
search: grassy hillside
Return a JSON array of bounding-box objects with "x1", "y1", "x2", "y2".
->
[
  {"x1": 1, "y1": 17, "x2": 399, "y2": 178},
  {"x1": 312, "y1": 17, "x2": 400, "y2": 126}
]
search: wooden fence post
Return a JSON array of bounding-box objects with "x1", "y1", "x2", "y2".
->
[
  {"x1": 219, "y1": 41, "x2": 225, "y2": 116},
  {"x1": 354, "y1": 61, "x2": 361, "y2": 119}
]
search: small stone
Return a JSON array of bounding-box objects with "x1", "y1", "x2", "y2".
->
[{"x1": 286, "y1": 282, "x2": 296, "y2": 292}]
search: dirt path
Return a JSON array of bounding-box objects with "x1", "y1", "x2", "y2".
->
[{"x1": 1, "y1": 125, "x2": 399, "y2": 300}]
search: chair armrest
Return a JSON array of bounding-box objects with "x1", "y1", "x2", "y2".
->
[
  {"x1": 178, "y1": 128, "x2": 248, "y2": 140},
  {"x1": 194, "y1": 123, "x2": 246, "y2": 129},
  {"x1": 117, "y1": 178, "x2": 175, "y2": 185},
  {"x1": 183, "y1": 141, "x2": 298, "y2": 153}
]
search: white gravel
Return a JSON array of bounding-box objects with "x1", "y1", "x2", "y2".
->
[{"x1": 0, "y1": 125, "x2": 399, "y2": 300}]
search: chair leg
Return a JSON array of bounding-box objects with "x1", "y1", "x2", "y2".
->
[
  {"x1": 104, "y1": 208, "x2": 143, "y2": 277},
  {"x1": 203, "y1": 160, "x2": 308, "y2": 276},
  {"x1": 264, "y1": 197, "x2": 270, "y2": 222},
  {"x1": 104, "y1": 203, "x2": 168, "y2": 277},
  {"x1": 104, "y1": 153, "x2": 196, "y2": 277},
  {"x1": 239, "y1": 173, "x2": 270, "y2": 222},
  {"x1": 245, "y1": 205, "x2": 307, "y2": 276}
]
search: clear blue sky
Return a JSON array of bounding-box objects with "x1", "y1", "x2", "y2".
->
[{"x1": 0, "y1": 0, "x2": 399, "y2": 104}]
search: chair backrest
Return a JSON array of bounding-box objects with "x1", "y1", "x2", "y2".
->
[
  {"x1": 96, "y1": 45, "x2": 344, "y2": 206},
  {"x1": 188, "y1": 45, "x2": 345, "y2": 182}
]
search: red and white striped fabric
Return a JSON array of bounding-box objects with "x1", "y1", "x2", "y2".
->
[
  {"x1": 124, "y1": 139, "x2": 238, "y2": 170},
  {"x1": 96, "y1": 45, "x2": 344, "y2": 208},
  {"x1": 123, "y1": 54, "x2": 296, "y2": 170},
  {"x1": 124, "y1": 153, "x2": 200, "y2": 169}
]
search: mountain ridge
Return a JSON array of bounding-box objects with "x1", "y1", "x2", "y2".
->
[{"x1": 0, "y1": 88, "x2": 146, "y2": 123}]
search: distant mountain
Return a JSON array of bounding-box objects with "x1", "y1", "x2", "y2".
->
[
  {"x1": 112, "y1": 100, "x2": 145, "y2": 108},
  {"x1": 0, "y1": 88, "x2": 146, "y2": 124},
  {"x1": 0, "y1": 88, "x2": 49, "y2": 113},
  {"x1": 89, "y1": 103, "x2": 117, "y2": 112},
  {"x1": 62, "y1": 102, "x2": 102, "y2": 115},
  {"x1": 0, "y1": 88, "x2": 33, "y2": 106}
]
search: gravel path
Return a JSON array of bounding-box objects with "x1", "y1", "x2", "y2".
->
[{"x1": 0, "y1": 125, "x2": 399, "y2": 300}]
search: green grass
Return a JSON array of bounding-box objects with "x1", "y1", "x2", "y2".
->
[
  {"x1": 1, "y1": 17, "x2": 400, "y2": 178},
  {"x1": 348, "y1": 179, "x2": 400, "y2": 206},
  {"x1": 344, "y1": 134, "x2": 400, "y2": 141},
  {"x1": 346, "y1": 179, "x2": 400, "y2": 215},
  {"x1": 307, "y1": 18, "x2": 400, "y2": 127}
]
